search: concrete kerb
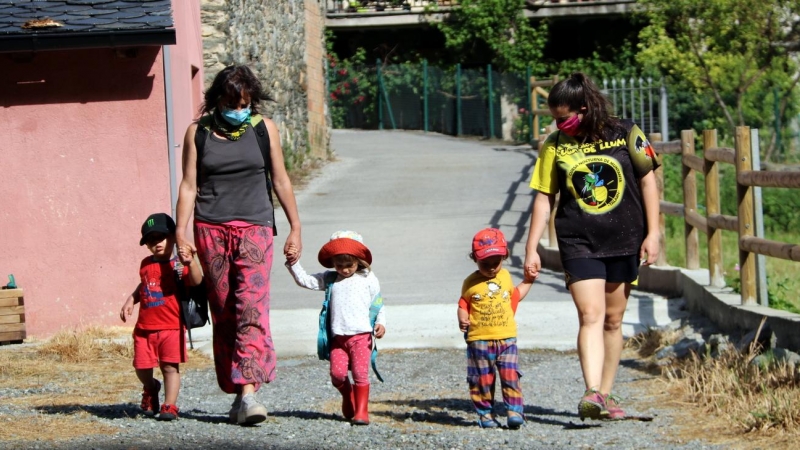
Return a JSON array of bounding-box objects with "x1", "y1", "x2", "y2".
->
[{"x1": 538, "y1": 243, "x2": 800, "y2": 352}]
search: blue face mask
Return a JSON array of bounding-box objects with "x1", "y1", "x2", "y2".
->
[{"x1": 220, "y1": 106, "x2": 251, "y2": 126}]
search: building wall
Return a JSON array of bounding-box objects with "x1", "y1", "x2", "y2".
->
[
  {"x1": 201, "y1": 0, "x2": 330, "y2": 163},
  {"x1": 0, "y1": 2, "x2": 205, "y2": 338},
  {"x1": 305, "y1": 0, "x2": 330, "y2": 158},
  {"x1": 168, "y1": 0, "x2": 206, "y2": 207},
  {"x1": 0, "y1": 48, "x2": 169, "y2": 336}
]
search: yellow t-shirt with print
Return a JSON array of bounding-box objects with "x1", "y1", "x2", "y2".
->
[{"x1": 460, "y1": 269, "x2": 519, "y2": 342}]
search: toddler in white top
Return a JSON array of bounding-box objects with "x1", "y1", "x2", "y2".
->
[{"x1": 285, "y1": 230, "x2": 385, "y2": 425}]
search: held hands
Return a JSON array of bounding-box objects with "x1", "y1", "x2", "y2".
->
[
  {"x1": 284, "y1": 233, "x2": 302, "y2": 265},
  {"x1": 177, "y1": 241, "x2": 196, "y2": 265},
  {"x1": 285, "y1": 243, "x2": 299, "y2": 264},
  {"x1": 374, "y1": 324, "x2": 386, "y2": 339},
  {"x1": 523, "y1": 251, "x2": 542, "y2": 282}
]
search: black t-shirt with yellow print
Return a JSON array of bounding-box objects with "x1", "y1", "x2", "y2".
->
[{"x1": 529, "y1": 121, "x2": 659, "y2": 261}]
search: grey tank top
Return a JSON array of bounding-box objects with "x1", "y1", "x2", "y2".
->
[{"x1": 194, "y1": 127, "x2": 274, "y2": 226}]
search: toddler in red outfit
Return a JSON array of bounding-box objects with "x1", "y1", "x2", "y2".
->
[{"x1": 120, "y1": 213, "x2": 203, "y2": 420}]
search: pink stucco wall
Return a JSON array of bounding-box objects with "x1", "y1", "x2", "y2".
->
[
  {"x1": 0, "y1": 3, "x2": 204, "y2": 338},
  {"x1": 0, "y1": 47, "x2": 170, "y2": 336}
]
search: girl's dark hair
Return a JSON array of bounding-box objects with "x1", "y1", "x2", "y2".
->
[
  {"x1": 199, "y1": 64, "x2": 273, "y2": 117},
  {"x1": 548, "y1": 72, "x2": 622, "y2": 141}
]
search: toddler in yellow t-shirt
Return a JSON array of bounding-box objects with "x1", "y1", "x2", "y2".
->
[{"x1": 457, "y1": 228, "x2": 534, "y2": 429}]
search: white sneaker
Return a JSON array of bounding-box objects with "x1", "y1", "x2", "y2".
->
[
  {"x1": 228, "y1": 394, "x2": 242, "y2": 424},
  {"x1": 237, "y1": 393, "x2": 267, "y2": 425}
]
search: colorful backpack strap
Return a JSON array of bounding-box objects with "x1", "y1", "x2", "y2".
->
[
  {"x1": 369, "y1": 293, "x2": 385, "y2": 382},
  {"x1": 317, "y1": 271, "x2": 339, "y2": 361}
]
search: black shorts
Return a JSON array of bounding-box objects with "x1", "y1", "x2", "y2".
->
[{"x1": 562, "y1": 255, "x2": 640, "y2": 288}]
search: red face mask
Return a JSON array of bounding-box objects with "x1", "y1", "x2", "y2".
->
[{"x1": 557, "y1": 114, "x2": 581, "y2": 137}]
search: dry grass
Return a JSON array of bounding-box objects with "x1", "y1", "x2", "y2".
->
[
  {"x1": 287, "y1": 154, "x2": 332, "y2": 191},
  {"x1": 625, "y1": 324, "x2": 800, "y2": 447},
  {"x1": 0, "y1": 326, "x2": 212, "y2": 442}
]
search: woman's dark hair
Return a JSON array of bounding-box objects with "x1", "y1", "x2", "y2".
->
[
  {"x1": 199, "y1": 64, "x2": 272, "y2": 117},
  {"x1": 548, "y1": 72, "x2": 621, "y2": 141}
]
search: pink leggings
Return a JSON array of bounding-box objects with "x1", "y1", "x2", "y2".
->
[
  {"x1": 330, "y1": 333, "x2": 372, "y2": 386},
  {"x1": 194, "y1": 221, "x2": 276, "y2": 394}
]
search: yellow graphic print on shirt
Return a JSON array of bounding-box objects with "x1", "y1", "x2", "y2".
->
[
  {"x1": 462, "y1": 269, "x2": 517, "y2": 342},
  {"x1": 568, "y1": 156, "x2": 625, "y2": 214}
]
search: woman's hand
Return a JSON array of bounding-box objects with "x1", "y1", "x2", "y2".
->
[
  {"x1": 524, "y1": 251, "x2": 542, "y2": 281},
  {"x1": 640, "y1": 232, "x2": 660, "y2": 265},
  {"x1": 177, "y1": 240, "x2": 196, "y2": 265},
  {"x1": 284, "y1": 230, "x2": 302, "y2": 265}
]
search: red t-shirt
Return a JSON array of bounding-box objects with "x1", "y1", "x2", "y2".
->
[{"x1": 136, "y1": 257, "x2": 187, "y2": 331}]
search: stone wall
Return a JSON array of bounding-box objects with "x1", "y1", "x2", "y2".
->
[{"x1": 201, "y1": 0, "x2": 330, "y2": 163}]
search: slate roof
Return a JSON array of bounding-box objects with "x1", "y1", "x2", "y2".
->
[{"x1": 0, "y1": 0, "x2": 176, "y2": 52}]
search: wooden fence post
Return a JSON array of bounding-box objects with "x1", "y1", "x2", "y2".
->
[
  {"x1": 682, "y1": 129, "x2": 700, "y2": 269},
  {"x1": 704, "y1": 129, "x2": 725, "y2": 287},
  {"x1": 649, "y1": 133, "x2": 667, "y2": 267},
  {"x1": 735, "y1": 126, "x2": 757, "y2": 305}
]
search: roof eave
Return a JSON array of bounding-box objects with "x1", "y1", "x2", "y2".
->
[{"x1": 0, "y1": 28, "x2": 176, "y2": 53}]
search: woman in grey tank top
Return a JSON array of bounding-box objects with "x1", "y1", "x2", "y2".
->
[{"x1": 174, "y1": 65, "x2": 303, "y2": 426}]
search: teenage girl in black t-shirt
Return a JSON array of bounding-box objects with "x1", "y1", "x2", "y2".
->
[{"x1": 523, "y1": 73, "x2": 660, "y2": 421}]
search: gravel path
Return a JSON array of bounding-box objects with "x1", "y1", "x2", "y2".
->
[{"x1": 6, "y1": 349, "x2": 718, "y2": 450}]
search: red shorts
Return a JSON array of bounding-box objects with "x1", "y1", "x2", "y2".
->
[{"x1": 132, "y1": 328, "x2": 187, "y2": 369}]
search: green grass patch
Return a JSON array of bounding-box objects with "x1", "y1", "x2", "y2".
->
[{"x1": 663, "y1": 220, "x2": 800, "y2": 313}]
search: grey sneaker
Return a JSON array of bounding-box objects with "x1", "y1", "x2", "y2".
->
[
  {"x1": 228, "y1": 394, "x2": 242, "y2": 424},
  {"x1": 237, "y1": 393, "x2": 267, "y2": 425}
]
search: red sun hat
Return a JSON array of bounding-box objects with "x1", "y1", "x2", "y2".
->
[
  {"x1": 318, "y1": 230, "x2": 372, "y2": 268},
  {"x1": 472, "y1": 228, "x2": 508, "y2": 260}
]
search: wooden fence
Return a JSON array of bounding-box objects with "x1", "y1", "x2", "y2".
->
[{"x1": 651, "y1": 127, "x2": 800, "y2": 306}]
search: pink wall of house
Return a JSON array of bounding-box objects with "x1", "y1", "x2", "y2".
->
[
  {"x1": 0, "y1": 2, "x2": 204, "y2": 338},
  {"x1": 0, "y1": 47, "x2": 170, "y2": 336}
]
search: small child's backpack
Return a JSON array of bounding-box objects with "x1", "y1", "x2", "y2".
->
[
  {"x1": 194, "y1": 114, "x2": 277, "y2": 236},
  {"x1": 317, "y1": 271, "x2": 384, "y2": 382},
  {"x1": 175, "y1": 264, "x2": 210, "y2": 349}
]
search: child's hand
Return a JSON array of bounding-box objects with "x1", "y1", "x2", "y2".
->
[
  {"x1": 374, "y1": 324, "x2": 385, "y2": 339},
  {"x1": 523, "y1": 272, "x2": 537, "y2": 284},
  {"x1": 285, "y1": 243, "x2": 298, "y2": 263},
  {"x1": 120, "y1": 297, "x2": 134, "y2": 322},
  {"x1": 458, "y1": 317, "x2": 470, "y2": 333},
  {"x1": 178, "y1": 243, "x2": 196, "y2": 265}
]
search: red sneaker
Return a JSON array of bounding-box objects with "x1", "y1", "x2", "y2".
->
[
  {"x1": 140, "y1": 380, "x2": 161, "y2": 417},
  {"x1": 603, "y1": 394, "x2": 626, "y2": 420},
  {"x1": 158, "y1": 403, "x2": 179, "y2": 421},
  {"x1": 578, "y1": 389, "x2": 609, "y2": 421}
]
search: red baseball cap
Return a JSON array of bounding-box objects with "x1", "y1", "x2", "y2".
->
[{"x1": 472, "y1": 228, "x2": 508, "y2": 260}]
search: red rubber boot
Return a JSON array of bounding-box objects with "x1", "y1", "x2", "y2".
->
[
  {"x1": 333, "y1": 380, "x2": 355, "y2": 419},
  {"x1": 352, "y1": 384, "x2": 370, "y2": 425}
]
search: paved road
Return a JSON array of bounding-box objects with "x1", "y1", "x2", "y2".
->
[{"x1": 192, "y1": 130, "x2": 686, "y2": 357}]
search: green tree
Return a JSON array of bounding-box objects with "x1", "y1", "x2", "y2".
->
[
  {"x1": 430, "y1": 0, "x2": 548, "y2": 73},
  {"x1": 636, "y1": 0, "x2": 800, "y2": 160}
]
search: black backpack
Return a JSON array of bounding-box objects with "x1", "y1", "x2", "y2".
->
[
  {"x1": 194, "y1": 114, "x2": 277, "y2": 236},
  {"x1": 174, "y1": 265, "x2": 210, "y2": 349}
]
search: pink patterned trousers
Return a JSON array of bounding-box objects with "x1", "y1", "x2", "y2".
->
[
  {"x1": 194, "y1": 221, "x2": 276, "y2": 394},
  {"x1": 330, "y1": 333, "x2": 372, "y2": 386}
]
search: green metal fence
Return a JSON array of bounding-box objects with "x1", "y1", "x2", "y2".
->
[
  {"x1": 328, "y1": 60, "x2": 669, "y2": 143},
  {"x1": 329, "y1": 61, "x2": 535, "y2": 143}
]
